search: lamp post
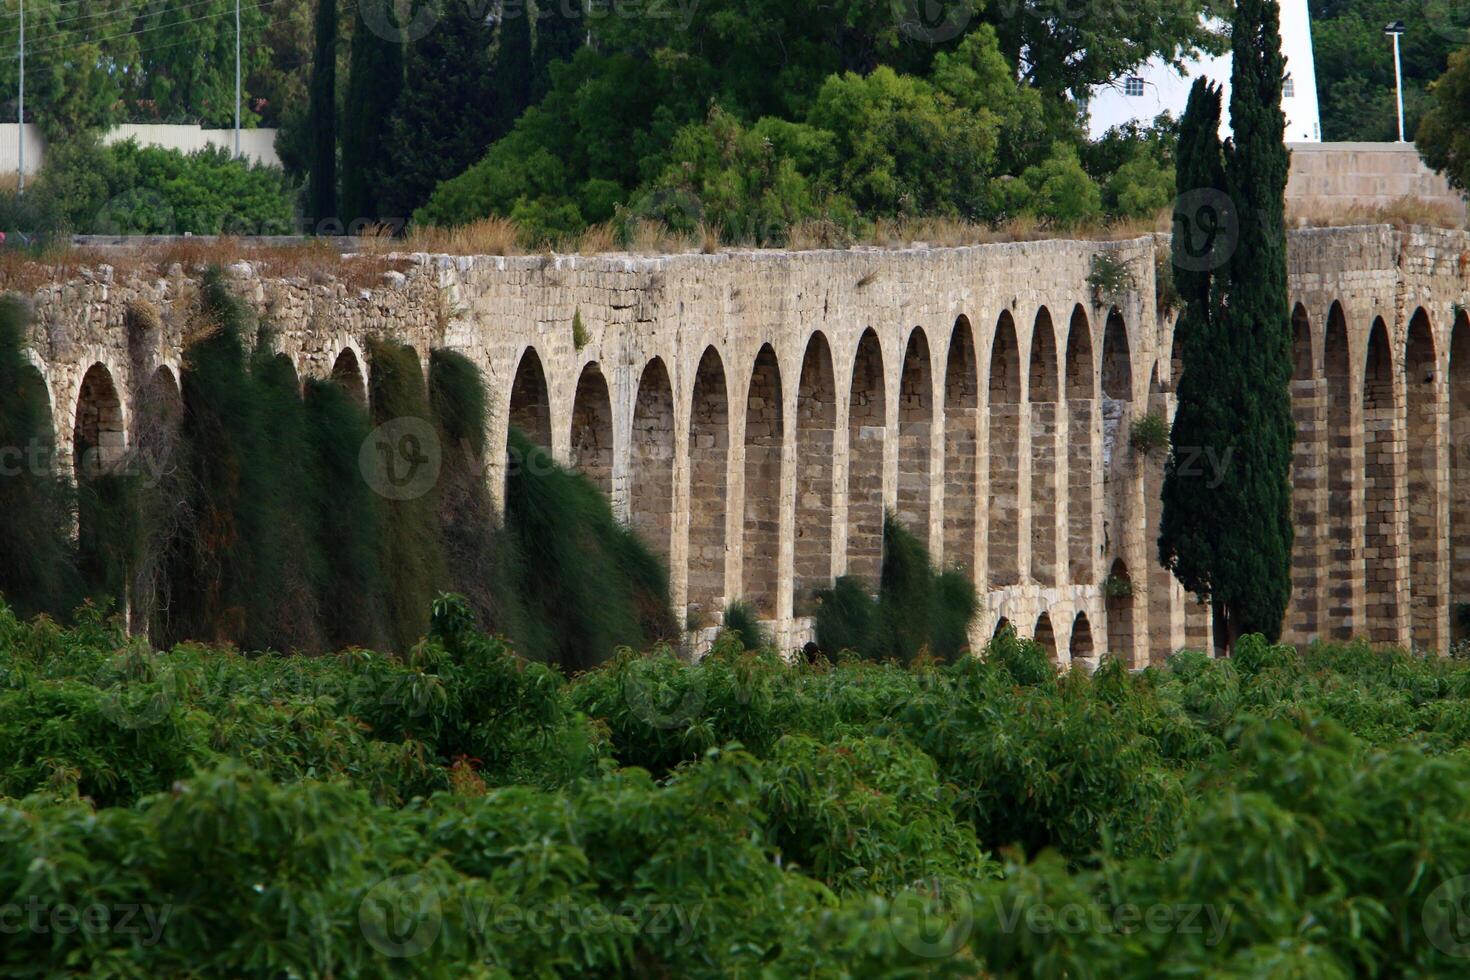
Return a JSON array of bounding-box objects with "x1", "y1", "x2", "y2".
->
[
  {"x1": 232, "y1": 0, "x2": 238, "y2": 157},
  {"x1": 1384, "y1": 20, "x2": 1406, "y2": 142},
  {"x1": 17, "y1": 0, "x2": 23, "y2": 194}
]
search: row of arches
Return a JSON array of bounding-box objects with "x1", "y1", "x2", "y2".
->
[
  {"x1": 507, "y1": 304, "x2": 1136, "y2": 630},
  {"x1": 1286, "y1": 301, "x2": 1466, "y2": 650},
  {"x1": 993, "y1": 609, "x2": 1097, "y2": 665}
]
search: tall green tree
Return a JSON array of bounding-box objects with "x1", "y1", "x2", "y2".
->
[
  {"x1": 1417, "y1": 47, "x2": 1470, "y2": 191},
  {"x1": 532, "y1": 0, "x2": 583, "y2": 98},
  {"x1": 341, "y1": 2, "x2": 404, "y2": 225},
  {"x1": 378, "y1": 1, "x2": 499, "y2": 219},
  {"x1": 1159, "y1": 0, "x2": 1294, "y2": 647},
  {"x1": 307, "y1": 0, "x2": 338, "y2": 226},
  {"x1": 491, "y1": 2, "x2": 536, "y2": 139}
]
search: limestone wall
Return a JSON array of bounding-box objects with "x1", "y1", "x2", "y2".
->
[{"x1": 18, "y1": 224, "x2": 1470, "y2": 660}]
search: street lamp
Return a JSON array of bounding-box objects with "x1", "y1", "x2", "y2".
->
[{"x1": 1384, "y1": 20, "x2": 1406, "y2": 142}]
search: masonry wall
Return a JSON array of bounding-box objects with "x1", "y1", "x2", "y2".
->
[{"x1": 19, "y1": 224, "x2": 1470, "y2": 660}]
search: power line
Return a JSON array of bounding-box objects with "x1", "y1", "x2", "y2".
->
[{"x1": 0, "y1": 0, "x2": 274, "y2": 61}]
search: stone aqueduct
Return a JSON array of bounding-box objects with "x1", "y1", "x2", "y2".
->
[{"x1": 18, "y1": 224, "x2": 1470, "y2": 663}]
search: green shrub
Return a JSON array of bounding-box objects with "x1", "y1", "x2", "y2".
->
[
  {"x1": 1130, "y1": 410, "x2": 1170, "y2": 455},
  {"x1": 721, "y1": 600, "x2": 770, "y2": 651},
  {"x1": 815, "y1": 512, "x2": 976, "y2": 663}
]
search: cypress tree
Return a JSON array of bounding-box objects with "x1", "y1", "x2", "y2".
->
[
  {"x1": 0, "y1": 298, "x2": 83, "y2": 620},
  {"x1": 341, "y1": 4, "x2": 404, "y2": 226},
  {"x1": 531, "y1": 0, "x2": 582, "y2": 100},
  {"x1": 379, "y1": 3, "x2": 499, "y2": 218},
  {"x1": 1159, "y1": 0, "x2": 1294, "y2": 647},
  {"x1": 491, "y1": 0, "x2": 535, "y2": 139},
  {"x1": 307, "y1": 0, "x2": 338, "y2": 227}
]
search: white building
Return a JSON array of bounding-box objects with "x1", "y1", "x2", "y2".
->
[{"x1": 1086, "y1": 0, "x2": 1321, "y2": 142}]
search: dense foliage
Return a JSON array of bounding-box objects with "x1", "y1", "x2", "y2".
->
[
  {"x1": 6, "y1": 137, "x2": 295, "y2": 236},
  {"x1": 410, "y1": 3, "x2": 1221, "y2": 242},
  {"x1": 5, "y1": 596, "x2": 1470, "y2": 974},
  {"x1": 1313, "y1": 0, "x2": 1467, "y2": 142},
  {"x1": 1417, "y1": 46, "x2": 1470, "y2": 192}
]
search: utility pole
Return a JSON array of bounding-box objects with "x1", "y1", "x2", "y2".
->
[
  {"x1": 234, "y1": 0, "x2": 241, "y2": 157},
  {"x1": 1384, "y1": 20, "x2": 1406, "y2": 142},
  {"x1": 17, "y1": 0, "x2": 23, "y2": 193}
]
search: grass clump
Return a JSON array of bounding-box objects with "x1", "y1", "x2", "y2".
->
[{"x1": 814, "y1": 512, "x2": 977, "y2": 663}]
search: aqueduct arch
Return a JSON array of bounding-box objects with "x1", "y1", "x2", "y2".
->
[
  {"x1": 16, "y1": 224, "x2": 1468, "y2": 658},
  {"x1": 847, "y1": 330, "x2": 886, "y2": 586}
]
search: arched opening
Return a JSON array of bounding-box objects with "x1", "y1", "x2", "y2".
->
[
  {"x1": 130, "y1": 366, "x2": 184, "y2": 633},
  {"x1": 1145, "y1": 365, "x2": 1172, "y2": 664},
  {"x1": 1452, "y1": 311, "x2": 1470, "y2": 643},
  {"x1": 1101, "y1": 308, "x2": 1132, "y2": 401},
  {"x1": 1324, "y1": 304, "x2": 1355, "y2": 639},
  {"x1": 1066, "y1": 306, "x2": 1096, "y2": 584},
  {"x1": 330, "y1": 348, "x2": 367, "y2": 408},
  {"x1": 847, "y1": 330, "x2": 886, "y2": 585},
  {"x1": 73, "y1": 363, "x2": 125, "y2": 481},
  {"x1": 1288, "y1": 304, "x2": 1320, "y2": 641},
  {"x1": 508, "y1": 347, "x2": 552, "y2": 451},
  {"x1": 795, "y1": 333, "x2": 837, "y2": 607},
  {"x1": 1169, "y1": 322, "x2": 1185, "y2": 391},
  {"x1": 743, "y1": 345, "x2": 783, "y2": 617},
  {"x1": 1029, "y1": 308, "x2": 1060, "y2": 585},
  {"x1": 17, "y1": 361, "x2": 55, "y2": 460},
  {"x1": 1363, "y1": 318, "x2": 1400, "y2": 644},
  {"x1": 73, "y1": 362, "x2": 128, "y2": 612},
  {"x1": 1033, "y1": 611, "x2": 1058, "y2": 664},
  {"x1": 943, "y1": 316, "x2": 978, "y2": 578},
  {"x1": 1405, "y1": 309, "x2": 1440, "y2": 649},
  {"x1": 988, "y1": 313, "x2": 1022, "y2": 587},
  {"x1": 897, "y1": 327, "x2": 933, "y2": 546},
  {"x1": 570, "y1": 362, "x2": 614, "y2": 496},
  {"x1": 992, "y1": 616, "x2": 1012, "y2": 640},
  {"x1": 688, "y1": 347, "x2": 730, "y2": 626},
  {"x1": 1105, "y1": 558, "x2": 1134, "y2": 660},
  {"x1": 1100, "y1": 310, "x2": 1132, "y2": 513},
  {"x1": 631, "y1": 357, "x2": 676, "y2": 567},
  {"x1": 1070, "y1": 611, "x2": 1095, "y2": 664}
]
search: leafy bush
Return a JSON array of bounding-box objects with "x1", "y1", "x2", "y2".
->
[
  {"x1": 7, "y1": 602, "x2": 1470, "y2": 974},
  {"x1": 26, "y1": 137, "x2": 295, "y2": 235},
  {"x1": 815, "y1": 512, "x2": 977, "y2": 663}
]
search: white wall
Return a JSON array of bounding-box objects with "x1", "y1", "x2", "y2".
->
[
  {"x1": 0, "y1": 123, "x2": 280, "y2": 176},
  {"x1": 1087, "y1": 0, "x2": 1322, "y2": 142}
]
